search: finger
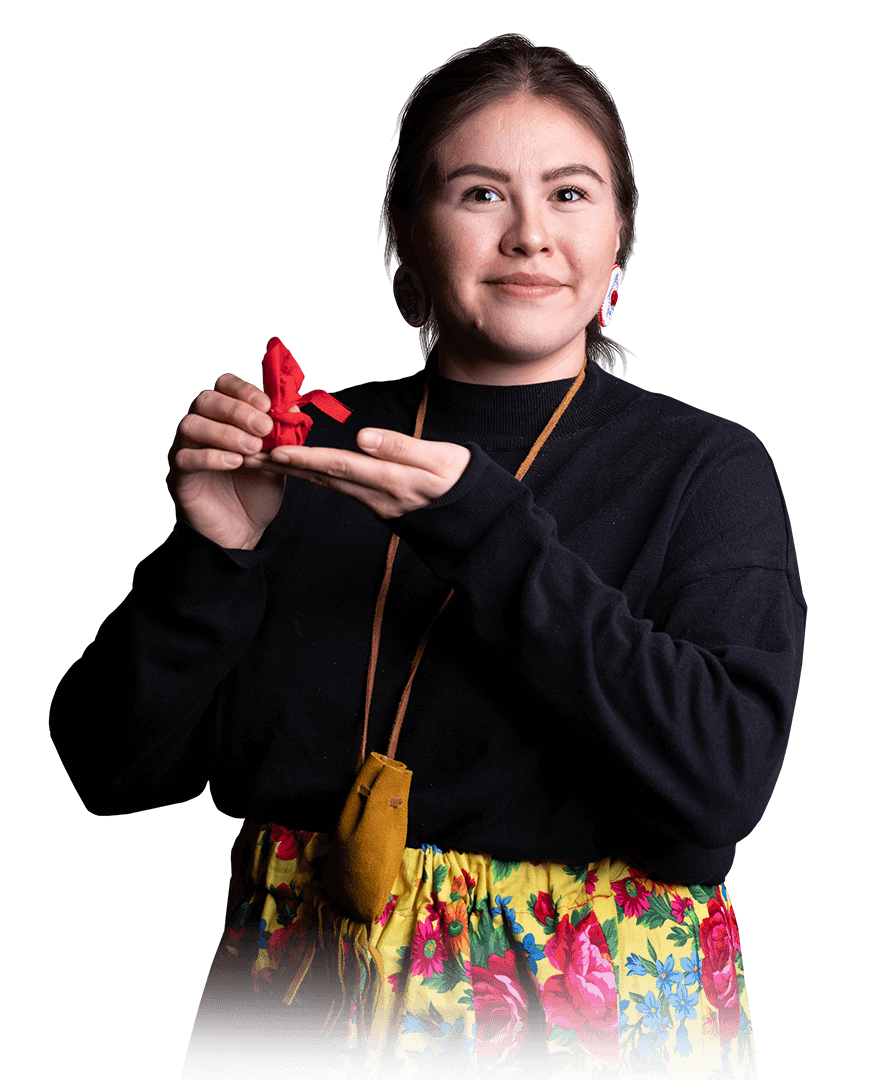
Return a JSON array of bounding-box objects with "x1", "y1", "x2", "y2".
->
[
  {"x1": 172, "y1": 447, "x2": 245, "y2": 474},
  {"x1": 188, "y1": 388, "x2": 273, "y2": 439},
  {"x1": 267, "y1": 445, "x2": 407, "y2": 488},
  {"x1": 176, "y1": 412, "x2": 265, "y2": 456},
  {"x1": 264, "y1": 445, "x2": 451, "y2": 516},
  {"x1": 355, "y1": 428, "x2": 468, "y2": 477},
  {"x1": 213, "y1": 372, "x2": 271, "y2": 413}
]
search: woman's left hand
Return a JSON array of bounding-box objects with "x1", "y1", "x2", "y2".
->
[{"x1": 253, "y1": 428, "x2": 471, "y2": 519}]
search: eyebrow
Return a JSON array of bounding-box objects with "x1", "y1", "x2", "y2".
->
[{"x1": 442, "y1": 163, "x2": 606, "y2": 186}]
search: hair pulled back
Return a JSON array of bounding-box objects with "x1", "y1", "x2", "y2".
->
[{"x1": 382, "y1": 33, "x2": 637, "y2": 369}]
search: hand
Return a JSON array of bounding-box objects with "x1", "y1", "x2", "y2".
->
[
  {"x1": 261, "y1": 427, "x2": 471, "y2": 519},
  {"x1": 167, "y1": 373, "x2": 283, "y2": 550}
]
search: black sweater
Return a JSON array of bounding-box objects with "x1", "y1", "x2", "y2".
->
[{"x1": 50, "y1": 361, "x2": 806, "y2": 885}]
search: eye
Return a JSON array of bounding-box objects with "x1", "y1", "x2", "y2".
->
[
  {"x1": 554, "y1": 186, "x2": 586, "y2": 203},
  {"x1": 463, "y1": 187, "x2": 502, "y2": 203}
]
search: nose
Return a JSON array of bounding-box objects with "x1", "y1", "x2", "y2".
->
[{"x1": 500, "y1": 197, "x2": 553, "y2": 258}]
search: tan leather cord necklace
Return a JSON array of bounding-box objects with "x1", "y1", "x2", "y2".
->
[
  {"x1": 292, "y1": 368, "x2": 588, "y2": 1000},
  {"x1": 358, "y1": 360, "x2": 589, "y2": 770}
]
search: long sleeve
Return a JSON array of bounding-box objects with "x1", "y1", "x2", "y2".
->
[
  {"x1": 391, "y1": 423, "x2": 806, "y2": 860},
  {"x1": 48, "y1": 366, "x2": 805, "y2": 884},
  {"x1": 50, "y1": 520, "x2": 274, "y2": 814}
]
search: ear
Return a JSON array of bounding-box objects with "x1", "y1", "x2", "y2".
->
[{"x1": 391, "y1": 211, "x2": 417, "y2": 267}]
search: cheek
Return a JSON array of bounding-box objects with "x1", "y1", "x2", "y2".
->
[{"x1": 426, "y1": 227, "x2": 488, "y2": 300}]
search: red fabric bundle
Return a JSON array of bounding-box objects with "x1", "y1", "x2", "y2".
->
[{"x1": 260, "y1": 337, "x2": 352, "y2": 451}]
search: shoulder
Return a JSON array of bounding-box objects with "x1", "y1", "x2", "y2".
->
[{"x1": 593, "y1": 365, "x2": 768, "y2": 459}]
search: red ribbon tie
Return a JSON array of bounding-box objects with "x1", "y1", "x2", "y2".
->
[{"x1": 260, "y1": 337, "x2": 352, "y2": 450}]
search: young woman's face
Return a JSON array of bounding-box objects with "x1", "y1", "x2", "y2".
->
[{"x1": 410, "y1": 93, "x2": 621, "y2": 381}]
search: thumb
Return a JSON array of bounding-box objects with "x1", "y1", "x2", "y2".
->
[{"x1": 356, "y1": 428, "x2": 386, "y2": 453}]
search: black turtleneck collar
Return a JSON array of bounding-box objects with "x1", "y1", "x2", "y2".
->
[{"x1": 421, "y1": 349, "x2": 604, "y2": 451}]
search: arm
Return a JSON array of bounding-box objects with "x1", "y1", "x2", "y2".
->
[
  {"x1": 387, "y1": 436, "x2": 806, "y2": 852},
  {"x1": 49, "y1": 521, "x2": 274, "y2": 814},
  {"x1": 51, "y1": 372, "x2": 285, "y2": 813}
]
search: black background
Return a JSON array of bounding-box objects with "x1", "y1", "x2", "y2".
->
[{"x1": 43, "y1": 29, "x2": 811, "y2": 1075}]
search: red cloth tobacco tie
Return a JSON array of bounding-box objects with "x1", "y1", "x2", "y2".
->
[{"x1": 260, "y1": 336, "x2": 352, "y2": 451}]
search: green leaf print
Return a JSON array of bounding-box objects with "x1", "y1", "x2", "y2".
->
[
  {"x1": 647, "y1": 938, "x2": 658, "y2": 963},
  {"x1": 469, "y1": 906, "x2": 504, "y2": 968},
  {"x1": 561, "y1": 865, "x2": 588, "y2": 883},
  {"x1": 570, "y1": 904, "x2": 592, "y2": 927},
  {"x1": 603, "y1": 917, "x2": 619, "y2": 960},
  {"x1": 667, "y1": 924, "x2": 691, "y2": 948},
  {"x1": 636, "y1": 893, "x2": 674, "y2": 929},
  {"x1": 491, "y1": 860, "x2": 522, "y2": 882},
  {"x1": 688, "y1": 884, "x2": 717, "y2": 904},
  {"x1": 628, "y1": 991, "x2": 646, "y2": 1005},
  {"x1": 423, "y1": 953, "x2": 468, "y2": 995},
  {"x1": 547, "y1": 1026, "x2": 580, "y2": 1048},
  {"x1": 432, "y1": 864, "x2": 448, "y2": 894}
]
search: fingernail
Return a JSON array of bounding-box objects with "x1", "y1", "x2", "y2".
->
[
  {"x1": 222, "y1": 453, "x2": 242, "y2": 467},
  {"x1": 270, "y1": 449, "x2": 290, "y2": 463},
  {"x1": 357, "y1": 429, "x2": 382, "y2": 450}
]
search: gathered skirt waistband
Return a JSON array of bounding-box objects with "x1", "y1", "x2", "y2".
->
[{"x1": 183, "y1": 823, "x2": 755, "y2": 1078}]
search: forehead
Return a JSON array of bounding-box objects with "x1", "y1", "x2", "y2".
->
[{"x1": 431, "y1": 93, "x2": 611, "y2": 177}]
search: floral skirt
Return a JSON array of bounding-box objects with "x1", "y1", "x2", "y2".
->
[{"x1": 182, "y1": 822, "x2": 756, "y2": 1079}]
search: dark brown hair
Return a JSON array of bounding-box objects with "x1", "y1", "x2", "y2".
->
[{"x1": 382, "y1": 33, "x2": 638, "y2": 369}]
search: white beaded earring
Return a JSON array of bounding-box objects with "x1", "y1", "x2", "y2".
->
[{"x1": 598, "y1": 264, "x2": 623, "y2": 327}]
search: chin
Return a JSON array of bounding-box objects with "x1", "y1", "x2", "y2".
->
[{"x1": 468, "y1": 322, "x2": 585, "y2": 366}]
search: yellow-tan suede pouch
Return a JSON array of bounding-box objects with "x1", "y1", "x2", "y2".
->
[{"x1": 322, "y1": 752, "x2": 412, "y2": 924}]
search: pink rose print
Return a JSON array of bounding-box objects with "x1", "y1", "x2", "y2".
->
[
  {"x1": 533, "y1": 891, "x2": 558, "y2": 925},
  {"x1": 377, "y1": 894, "x2": 397, "y2": 927},
  {"x1": 266, "y1": 921, "x2": 307, "y2": 965},
  {"x1": 471, "y1": 952, "x2": 528, "y2": 1062},
  {"x1": 541, "y1": 913, "x2": 618, "y2": 1057},
  {"x1": 698, "y1": 896, "x2": 741, "y2": 1043},
  {"x1": 269, "y1": 824, "x2": 299, "y2": 862}
]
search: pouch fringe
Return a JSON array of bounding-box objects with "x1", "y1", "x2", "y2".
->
[{"x1": 282, "y1": 885, "x2": 384, "y2": 1045}]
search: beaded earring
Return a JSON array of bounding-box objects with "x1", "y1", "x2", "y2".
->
[
  {"x1": 393, "y1": 265, "x2": 430, "y2": 328},
  {"x1": 598, "y1": 264, "x2": 623, "y2": 327}
]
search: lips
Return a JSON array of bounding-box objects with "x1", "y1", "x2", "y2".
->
[{"x1": 489, "y1": 273, "x2": 564, "y2": 286}]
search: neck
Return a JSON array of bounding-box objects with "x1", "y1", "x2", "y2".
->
[{"x1": 435, "y1": 333, "x2": 587, "y2": 385}]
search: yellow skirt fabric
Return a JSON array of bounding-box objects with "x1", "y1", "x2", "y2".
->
[{"x1": 183, "y1": 823, "x2": 756, "y2": 1079}]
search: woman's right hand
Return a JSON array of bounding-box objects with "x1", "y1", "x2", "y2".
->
[{"x1": 166, "y1": 373, "x2": 284, "y2": 550}]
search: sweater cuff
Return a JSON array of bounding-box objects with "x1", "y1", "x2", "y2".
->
[
  {"x1": 173, "y1": 513, "x2": 280, "y2": 568},
  {"x1": 391, "y1": 443, "x2": 530, "y2": 578},
  {"x1": 131, "y1": 518, "x2": 275, "y2": 607}
]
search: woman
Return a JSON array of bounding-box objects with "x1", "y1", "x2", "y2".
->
[{"x1": 50, "y1": 34, "x2": 804, "y2": 1078}]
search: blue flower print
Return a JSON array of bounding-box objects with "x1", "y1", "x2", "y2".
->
[
  {"x1": 420, "y1": 843, "x2": 443, "y2": 854},
  {"x1": 652, "y1": 1010, "x2": 672, "y2": 1045},
  {"x1": 491, "y1": 896, "x2": 524, "y2": 935},
  {"x1": 655, "y1": 955, "x2": 683, "y2": 995},
  {"x1": 668, "y1": 986, "x2": 699, "y2": 1021},
  {"x1": 674, "y1": 1020, "x2": 693, "y2": 1057},
  {"x1": 680, "y1": 951, "x2": 702, "y2": 987},
  {"x1": 618, "y1": 999, "x2": 630, "y2": 1030},
  {"x1": 256, "y1": 918, "x2": 268, "y2": 950},
  {"x1": 636, "y1": 991, "x2": 663, "y2": 1031},
  {"x1": 519, "y1": 933, "x2": 545, "y2": 974},
  {"x1": 636, "y1": 1030, "x2": 662, "y2": 1061},
  {"x1": 401, "y1": 1012, "x2": 425, "y2": 1034},
  {"x1": 437, "y1": 1017, "x2": 465, "y2": 1048},
  {"x1": 626, "y1": 953, "x2": 648, "y2": 977}
]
